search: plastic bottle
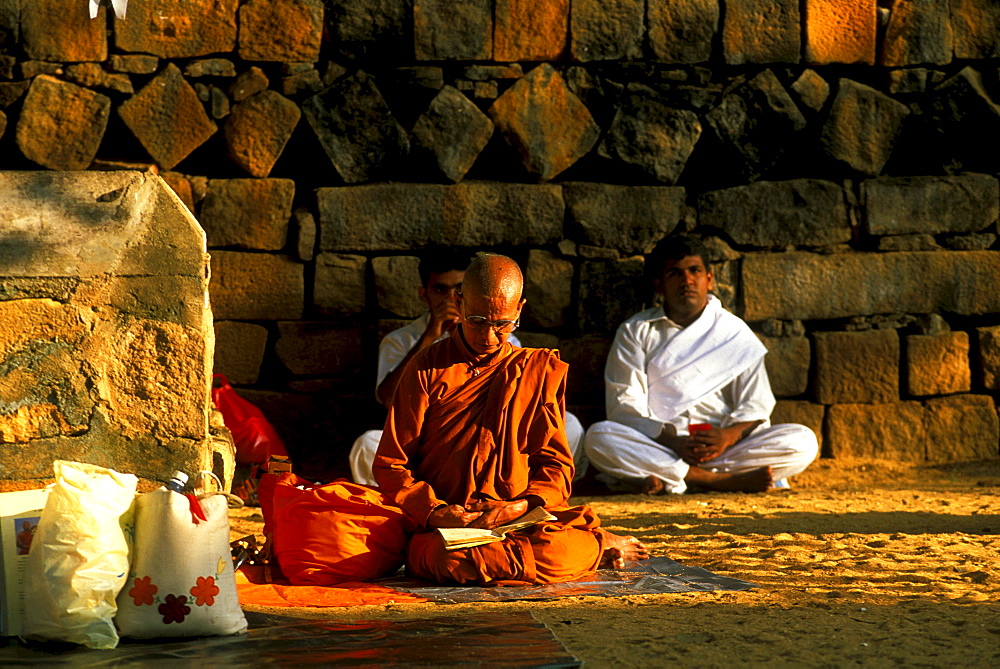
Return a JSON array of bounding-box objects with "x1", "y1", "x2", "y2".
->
[{"x1": 165, "y1": 471, "x2": 189, "y2": 493}]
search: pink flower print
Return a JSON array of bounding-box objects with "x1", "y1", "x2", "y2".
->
[
  {"x1": 159, "y1": 594, "x2": 190, "y2": 624},
  {"x1": 190, "y1": 575, "x2": 220, "y2": 607},
  {"x1": 128, "y1": 576, "x2": 158, "y2": 607}
]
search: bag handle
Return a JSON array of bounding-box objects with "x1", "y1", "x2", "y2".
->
[{"x1": 194, "y1": 470, "x2": 244, "y2": 509}]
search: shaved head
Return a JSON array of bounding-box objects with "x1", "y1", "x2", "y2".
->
[{"x1": 463, "y1": 254, "x2": 523, "y2": 302}]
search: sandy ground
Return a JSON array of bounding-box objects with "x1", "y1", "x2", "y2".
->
[{"x1": 230, "y1": 458, "x2": 1000, "y2": 667}]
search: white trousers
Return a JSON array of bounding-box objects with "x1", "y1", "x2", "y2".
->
[
  {"x1": 584, "y1": 420, "x2": 818, "y2": 494},
  {"x1": 349, "y1": 412, "x2": 589, "y2": 486}
]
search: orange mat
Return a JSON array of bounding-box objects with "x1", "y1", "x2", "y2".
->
[{"x1": 235, "y1": 567, "x2": 430, "y2": 608}]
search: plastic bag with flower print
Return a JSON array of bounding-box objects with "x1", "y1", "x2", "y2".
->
[{"x1": 114, "y1": 484, "x2": 246, "y2": 639}]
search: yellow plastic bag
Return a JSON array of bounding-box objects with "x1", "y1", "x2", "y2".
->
[{"x1": 22, "y1": 460, "x2": 137, "y2": 649}]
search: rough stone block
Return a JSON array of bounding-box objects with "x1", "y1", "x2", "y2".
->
[
  {"x1": 411, "y1": 86, "x2": 493, "y2": 183},
  {"x1": 22, "y1": 0, "x2": 106, "y2": 62},
  {"x1": 820, "y1": 78, "x2": 910, "y2": 175},
  {"x1": 65, "y1": 63, "x2": 134, "y2": 94},
  {"x1": 923, "y1": 67, "x2": 1000, "y2": 173},
  {"x1": 743, "y1": 251, "x2": 1000, "y2": 321},
  {"x1": 223, "y1": 90, "x2": 301, "y2": 178},
  {"x1": 230, "y1": 67, "x2": 269, "y2": 102},
  {"x1": 558, "y1": 335, "x2": 613, "y2": 400},
  {"x1": 184, "y1": 59, "x2": 236, "y2": 78},
  {"x1": 571, "y1": 0, "x2": 644, "y2": 61},
  {"x1": 863, "y1": 175, "x2": 998, "y2": 237},
  {"x1": 647, "y1": 0, "x2": 718, "y2": 63},
  {"x1": 111, "y1": 54, "x2": 159, "y2": 75},
  {"x1": 888, "y1": 68, "x2": 928, "y2": 94},
  {"x1": 977, "y1": 325, "x2": 1000, "y2": 389},
  {"x1": 924, "y1": 395, "x2": 998, "y2": 461},
  {"x1": 238, "y1": 0, "x2": 322, "y2": 62},
  {"x1": 523, "y1": 250, "x2": 573, "y2": 329},
  {"x1": 805, "y1": 0, "x2": 876, "y2": 65},
  {"x1": 951, "y1": 0, "x2": 1000, "y2": 59},
  {"x1": 759, "y1": 335, "x2": 811, "y2": 398},
  {"x1": 771, "y1": 400, "x2": 824, "y2": 451},
  {"x1": 579, "y1": 257, "x2": 645, "y2": 334},
  {"x1": 118, "y1": 64, "x2": 218, "y2": 170},
  {"x1": 275, "y1": 322, "x2": 363, "y2": 376},
  {"x1": 826, "y1": 402, "x2": 926, "y2": 461},
  {"x1": 326, "y1": 0, "x2": 411, "y2": 62},
  {"x1": 213, "y1": 320, "x2": 268, "y2": 385},
  {"x1": 199, "y1": 179, "x2": 294, "y2": 251},
  {"x1": 563, "y1": 183, "x2": 684, "y2": 255},
  {"x1": 16, "y1": 76, "x2": 110, "y2": 171},
  {"x1": 302, "y1": 71, "x2": 409, "y2": 184},
  {"x1": 373, "y1": 256, "x2": 424, "y2": 318},
  {"x1": 0, "y1": 81, "x2": 29, "y2": 108},
  {"x1": 599, "y1": 95, "x2": 701, "y2": 185},
  {"x1": 723, "y1": 0, "x2": 800, "y2": 64},
  {"x1": 114, "y1": 0, "x2": 238, "y2": 58},
  {"x1": 813, "y1": 330, "x2": 899, "y2": 404},
  {"x1": 495, "y1": 0, "x2": 568, "y2": 61},
  {"x1": 881, "y1": 0, "x2": 952, "y2": 66},
  {"x1": 317, "y1": 182, "x2": 564, "y2": 251},
  {"x1": 877, "y1": 234, "x2": 940, "y2": 252},
  {"x1": 488, "y1": 64, "x2": 599, "y2": 182},
  {"x1": 294, "y1": 207, "x2": 316, "y2": 261},
  {"x1": 414, "y1": 0, "x2": 492, "y2": 60},
  {"x1": 314, "y1": 253, "x2": 366, "y2": 316},
  {"x1": 209, "y1": 251, "x2": 304, "y2": 320},
  {"x1": 699, "y1": 179, "x2": 850, "y2": 247},
  {"x1": 906, "y1": 332, "x2": 970, "y2": 396}
]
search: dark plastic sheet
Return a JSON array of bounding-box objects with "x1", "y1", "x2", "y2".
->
[
  {"x1": 0, "y1": 612, "x2": 579, "y2": 667},
  {"x1": 379, "y1": 557, "x2": 757, "y2": 603}
]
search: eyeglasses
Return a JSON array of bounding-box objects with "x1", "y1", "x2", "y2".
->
[{"x1": 463, "y1": 315, "x2": 519, "y2": 335}]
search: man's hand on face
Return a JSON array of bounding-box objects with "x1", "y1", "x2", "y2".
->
[
  {"x1": 465, "y1": 499, "x2": 529, "y2": 530},
  {"x1": 427, "y1": 296, "x2": 463, "y2": 338},
  {"x1": 426, "y1": 504, "x2": 483, "y2": 529}
]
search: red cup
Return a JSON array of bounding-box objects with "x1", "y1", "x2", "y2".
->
[{"x1": 688, "y1": 423, "x2": 712, "y2": 436}]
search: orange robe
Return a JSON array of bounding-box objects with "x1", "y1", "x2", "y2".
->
[{"x1": 373, "y1": 335, "x2": 606, "y2": 585}]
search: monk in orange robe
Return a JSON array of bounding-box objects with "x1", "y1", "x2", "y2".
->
[{"x1": 373, "y1": 254, "x2": 647, "y2": 585}]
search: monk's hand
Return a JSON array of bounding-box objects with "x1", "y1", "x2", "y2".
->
[
  {"x1": 465, "y1": 499, "x2": 530, "y2": 530},
  {"x1": 687, "y1": 426, "x2": 738, "y2": 463},
  {"x1": 427, "y1": 504, "x2": 483, "y2": 529}
]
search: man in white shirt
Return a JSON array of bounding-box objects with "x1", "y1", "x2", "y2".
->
[
  {"x1": 584, "y1": 236, "x2": 817, "y2": 494},
  {"x1": 350, "y1": 248, "x2": 587, "y2": 485}
]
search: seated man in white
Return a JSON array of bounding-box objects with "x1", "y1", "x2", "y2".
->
[
  {"x1": 584, "y1": 235, "x2": 817, "y2": 494},
  {"x1": 350, "y1": 248, "x2": 587, "y2": 485}
]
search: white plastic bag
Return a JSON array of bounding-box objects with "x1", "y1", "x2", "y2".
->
[
  {"x1": 22, "y1": 460, "x2": 138, "y2": 649},
  {"x1": 115, "y1": 483, "x2": 247, "y2": 638}
]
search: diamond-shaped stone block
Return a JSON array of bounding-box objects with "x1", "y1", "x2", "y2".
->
[
  {"x1": 16, "y1": 76, "x2": 110, "y2": 171},
  {"x1": 224, "y1": 90, "x2": 301, "y2": 178},
  {"x1": 820, "y1": 78, "x2": 909, "y2": 175},
  {"x1": 600, "y1": 95, "x2": 701, "y2": 184},
  {"x1": 411, "y1": 86, "x2": 493, "y2": 183}
]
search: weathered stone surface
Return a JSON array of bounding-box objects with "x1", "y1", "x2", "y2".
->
[
  {"x1": 373, "y1": 256, "x2": 424, "y2": 318},
  {"x1": 110, "y1": 54, "x2": 159, "y2": 75},
  {"x1": 314, "y1": 253, "x2": 366, "y2": 315},
  {"x1": 160, "y1": 171, "x2": 195, "y2": 211},
  {"x1": 209, "y1": 251, "x2": 304, "y2": 320},
  {"x1": 22, "y1": 0, "x2": 106, "y2": 62},
  {"x1": 16, "y1": 76, "x2": 110, "y2": 171},
  {"x1": 280, "y1": 69, "x2": 323, "y2": 97},
  {"x1": 302, "y1": 71, "x2": 409, "y2": 184},
  {"x1": 213, "y1": 320, "x2": 268, "y2": 384},
  {"x1": 862, "y1": 174, "x2": 998, "y2": 237},
  {"x1": 0, "y1": 172, "x2": 215, "y2": 481},
  {"x1": 414, "y1": 0, "x2": 492, "y2": 60},
  {"x1": 943, "y1": 233, "x2": 996, "y2": 251},
  {"x1": 814, "y1": 330, "x2": 899, "y2": 404},
  {"x1": 184, "y1": 59, "x2": 236, "y2": 78},
  {"x1": 743, "y1": 251, "x2": 1000, "y2": 321},
  {"x1": 465, "y1": 64, "x2": 523, "y2": 81},
  {"x1": 705, "y1": 69, "x2": 806, "y2": 180},
  {"x1": 411, "y1": 86, "x2": 493, "y2": 183},
  {"x1": 820, "y1": 78, "x2": 910, "y2": 175},
  {"x1": 223, "y1": 90, "x2": 301, "y2": 178},
  {"x1": 571, "y1": 0, "x2": 644, "y2": 61},
  {"x1": 119, "y1": 64, "x2": 218, "y2": 170},
  {"x1": 805, "y1": 0, "x2": 876, "y2": 65},
  {"x1": 877, "y1": 234, "x2": 940, "y2": 252},
  {"x1": 559, "y1": 335, "x2": 613, "y2": 399},
  {"x1": 523, "y1": 250, "x2": 573, "y2": 329},
  {"x1": 923, "y1": 67, "x2": 1000, "y2": 173},
  {"x1": 647, "y1": 0, "x2": 718, "y2": 63},
  {"x1": 275, "y1": 322, "x2": 363, "y2": 376},
  {"x1": 906, "y1": 332, "x2": 970, "y2": 396},
  {"x1": 699, "y1": 180, "x2": 850, "y2": 247},
  {"x1": 978, "y1": 325, "x2": 1000, "y2": 389},
  {"x1": 200, "y1": 179, "x2": 294, "y2": 250},
  {"x1": 881, "y1": 0, "x2": 952, "y2": 66},
  {"x1": 759, "y1": 336, "x2": 810, "y2": 398},
  {"x1": 293, "y1": 207, "x2": 316, "y2": 261},
  {"x1": 888, "y1": 68, "x2": 928, "y2": 94},
  {"x1": 65, "y1": 63, "x2": 134, "y2": 94},
  {"x1": 722, "y1": 0, "x2": 800, "y2": 64},
  {"x1": 924, "y1": 395, "x2": 998, "y2": 461},
  {"x1": 326, "y1": 0, "x2": 410, "y2": 62},
  {"x1": 489, "y1": 64, "x2": 598, "y2": 182},
  {"x1": 827, "y1": 402, "x2": 927, "y2": 461},
  {"x1": 317, "y1": 182, "x2": 563, "y2": 251},
  {"x1": 579, "y1": 257, "x2": 645, "y2": 334},
  {"x1": 771, "y1": 400, "x2": 824, "y2": 451},
  {"x1": 0, "y1": 81, "x2": 29, "y2": 108},
  {"x1": 563, "y1": 183, "x2": 684, "y2": 254},
  {"x1": 600, "y1": 95, "x2": 701, "y2": 184},
  {"x1": 230, "y1": 67, "x2": 269, "y2": 102},
  {"x1": 20, "y1": 61, "x2": 61, "y2": 78},
  {"x1": 209, "y1": 86, "x2": 230, "y2": 119},
  {"x1": 951, "y1": 0, "x2": 1000, "y2": 59},
  {"x1": 238, "y1": 0, "x2": 322, "y2": 62},
  {"x1": 495, "y1": 0, "x2": 568, "y2": 61},
  {"x1": 114, "y1": 0, "x2": 238, "y2": 58}
]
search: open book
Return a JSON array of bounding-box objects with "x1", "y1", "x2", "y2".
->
[{"x1": 437, "y1": 506, "x2": 557, "y2": 550}]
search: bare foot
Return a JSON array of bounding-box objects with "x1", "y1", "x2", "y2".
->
[
  {"x1": 642, "y1": 475, "x2": 666, "y2": 495},
  {"x1": 599, "y1": 531, "x2": 649, "y2": 569},
  {"x1": 686, "y1": 466, "x2": 773, "y2": 493}
]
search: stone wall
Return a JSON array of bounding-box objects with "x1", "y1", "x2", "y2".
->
[{"x1": 0, "y1": 1, "x2": 997, "y2": 478}]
